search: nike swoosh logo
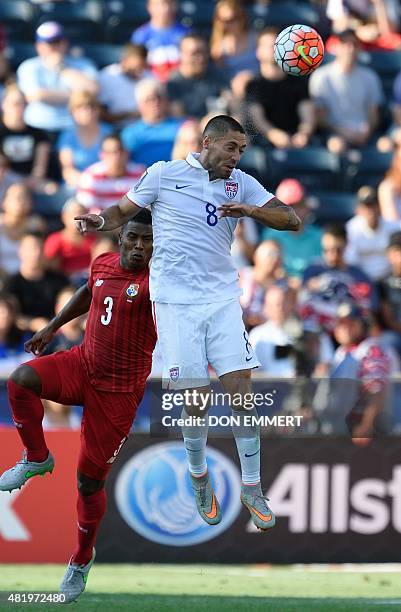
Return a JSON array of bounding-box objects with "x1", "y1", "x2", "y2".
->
[
  {"x1": 297, "y1": 45, "x2": 313, "y2": 65},
  {"x1": 245, "y1": 449, "x2": 260, "y2": 458},
  {"x1": 246, "y1": 356, "x2": 253, "y2": 362},
  {"x1": 204, "y1": 493, "x2": 218, "y2": 519},
  {"x1": 176, "y1": 184, "x2": 191, "y2": 190}
]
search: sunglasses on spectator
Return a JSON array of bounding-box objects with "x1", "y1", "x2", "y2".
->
[{"x1": 323, "y1": 246, "x2": 344, "y2": 253}]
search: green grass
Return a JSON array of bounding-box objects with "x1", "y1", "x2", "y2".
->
[{"x1": 0, "y1": 564, "x2": 400, "y2": 611}]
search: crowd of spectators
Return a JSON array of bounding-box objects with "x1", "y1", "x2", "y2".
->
[{"x1": 0, "y1": 0, "x2": 401, "y2": 431}]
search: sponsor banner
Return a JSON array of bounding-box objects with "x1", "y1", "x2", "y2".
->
[
  {"x1": 0, "y1": 430, "x2": 79, "y2": 562},
  {"x1": 99, "y1": 435, "x2": 401, "y2": 564}
]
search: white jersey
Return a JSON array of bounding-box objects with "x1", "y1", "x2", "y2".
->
[{"x1": 126, "y1": 152, "x2": 274, "y2": 303}]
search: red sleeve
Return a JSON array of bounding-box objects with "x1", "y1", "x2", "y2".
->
[
  {"x1": 44, "y1": 233, "x2": 62, "y2": 259},
  {"x1": 359, "y1": 345, "x2": 390, "y2": 394}
]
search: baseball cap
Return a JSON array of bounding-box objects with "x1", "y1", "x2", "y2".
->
[
  {"x1": 36, "y1": 22, "x2": 65, "y2": 44},
  {"x1": 388, "y1": 231, "x2": 401, "y2": 249},
  {"x1": 276, "y1": 178, "x2": 305, "y2": 206},
  {"x1": 336, "y1": 302, "x2": 364, "y2": 320}
]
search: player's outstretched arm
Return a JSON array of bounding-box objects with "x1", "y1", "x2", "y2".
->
[
  {"x1": 218, "y1": 198, "x2": 301, "y2": 231},
  {"x1": 24, "y1": 284, "x2": 92, "y2": 355},
  {"x1": 75, "y1": 196, "x2": 142, "y2": 234}
]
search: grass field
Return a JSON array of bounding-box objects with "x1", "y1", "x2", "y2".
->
[{"x1": 0, "y1": 564, "x2": 401, "y2": 611}]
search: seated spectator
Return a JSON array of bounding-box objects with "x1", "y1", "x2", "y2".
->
[
  {"x1": 223, "y1": 70, "x2": 254, "y2": 125},
  {"x1": 43, "y1": 286, "x2": 85, "y2": 354},
  {"x1": 99, "y1": 44, "x2": 153, "y2": 127},
  {"x1": 167, "y1": 33, "x2": 228, "y2": 118},
  {"x1": 378, "y1": 231, "x2": 401, "y2": 355},
  {"x1": 345, "y1": 186, "x2": 399, "y2": 280},
  {"x1": 262, "y1": 179, "x2": 322, "y2": 280},
  {"x1": 240, "y1": 239, "x2": 289, "y2": 329},
  {"x1": 131, "y1": 0, "x2": 189, "y2": 82},
  {"x1": 5, "y1": 232, "x2": 68, "y2": 333},
  {"x1": 246, "y1": 28, "x2": 315, "y2": 149},
  {"x1": 0, "y1": 183, "x2": 46, "y2": 276},
  {"x1": 0, "y1": 150, "x2": 23, "y2": 203},
  {"x1": 77, "y1": 134, "x2": 145, "y2": 212},
  {"x1": 58, "y1": 90, "x2": 113, "y2": 187},
  {"x1": 17, "y1": 22, "x2": 98, "y2": 134},
  {"x1": 309, "y1": 29, "x2": 384, "y2": 153},
  {"x1": 0, "y1": 293, "x2": 31, "y2": 378},
  {"x1": 44, "y1": 198, "x2": 96, "y2": 284},
  {"x1": 300, "y1": 224, "x2": 378, "y2": 333},
  {"x1": 378, "y1": 146, "x2": 401, "y2": 221},
  {"x1": 0, "y1": 84, "x2": 51, "y2": 189},
  {"x1": 171, "y1": 119, "x2": 202, "y2": 160},
  {"x1": 210, "y1": 0, "x2": 258, "y2": 80},
  {"x1": 121, "y1": 80, "x2": 182, "y2": 166}
]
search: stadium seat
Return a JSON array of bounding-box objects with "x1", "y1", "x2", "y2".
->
[
  {"x1": 359, "y1": 50, "x2": 401, "y2": 99},
  {"x1": 0, "y1": 1, "x2": 36, "y2": 41},
  {"x1": 33, "y1": 187, "x2": 72, "y2": 231},
  {"x1": 308, "y1": 191, "x2": 356, "y2": 226},
  {"x1": 36, "y1": 1, "x2": 104, "y2": 44},
  {"x1": 268, "y1": 147, "x2": 341, "y2": 191},
  {"x1": 4, "y1": 42, "x2": 36, "y2": 71},
  {"x1": 343, "y1": 148, "x2": 392, "y2": 191},
  {"x1": 237, "y1": 146, "x2": 270, "y2": 186},
  {"x1": 247, "y1": 2, "x2": 320, "y2": 30},
  {"x1": 104, "y1": 0, "x2": 149, "y2": 43},
  {"x1": 69, "y1": 43, "x2": 124, "y2": 69}
]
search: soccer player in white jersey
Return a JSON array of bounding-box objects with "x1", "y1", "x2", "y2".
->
[{"x1": 76, "y1": 115, "x2": 301, "y2": 531}]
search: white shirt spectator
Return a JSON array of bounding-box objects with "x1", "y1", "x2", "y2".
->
[
  {"x1": 249, "y1": 321, "x2": 295, "y2": 377},
  {"x1": 99, "y1": 64, "x2": 153, "y2": 120}
]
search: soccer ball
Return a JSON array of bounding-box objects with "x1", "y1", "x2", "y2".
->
[{"x1": 274, "y1": 24, "x2": 324, "y2": 77}]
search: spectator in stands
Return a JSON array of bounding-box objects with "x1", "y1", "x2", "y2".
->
[
  {"x1": 121, "y1": 79, "x2": 182, "y2": 166},
  {"x1": 386, "y1": 72, "x2": 401, "y2": 148},
  {"x1": 0, "y1": 184, "x2": 46, "y2": 277},
  {"x1": 223, "y1": 69, "x2": 254, "y2": 125},
  {"x1": 167, "y1": 33, "x2": 227, "y2": 118},
  {"x1": 5, "y1": 232, "x2": 68, "y2": 333},
  {"x1": 345, "y1": 185, "x2": 399, "y2": 280},
  {"x1": 44, "y1": 198, "x2": 96, "y2": 284},
  {"x1": 0, "y1": 24, "x2": 9, "y2": 104},
  {"x1": 0, "y1": 84, "x2": 50, "y2": 190},
  {"x1": 99, "y1": 44, "x2": 153, "y2": 127},
  {"x1": 300, "y1": 224, "x2": 378, "y2": 333},
  {"x1": 378, "y1": 231, "x2": 401, "y2": 355},
  {"x1": 0, "y1": 293, "x2": 31, "y2": 378},
  {"x1": 0, "y1": 150, "x2": 23, "y2": 203},
  {"x1": 90, "y1": 234, "x2": 119, "y2": 261},
  {"x1": 131, "y1": 0, "x2": 189, "y2": 82},
  {"x1": 58, "y1": 90, "x2": 113, "y2": 187},
  {"x1": 309, "y1": 28, "x2": 384, "y2": 153},
  {"x1": 240, "y1": 239, "x2": 289, "y2": 329},
  {"x1": 43, "y1": 286, "x2": 85, "y2": 355},
  {"x1": 17, "y1": 22, "x2": 98, "y2": 134},
  {"x1": 210, "y1": 0, "x2": 258, "y2": 80},
  {"x1": 378, "y1": 146, "x2": 401, "y2": 221},
  {"x1": 262, "y1": 179, "x2": 322, "y2": 280},
  {"x1": 171, "y1": 119, "x2": 202, "y2": 160},
  {"x1": 245, "y1": 28, "x2": 315, "y2": 149},
  {"x1": 77, "y1": 134, "x2": 145, "y2": 212}
]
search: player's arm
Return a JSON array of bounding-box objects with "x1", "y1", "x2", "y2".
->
[
  {"x1": 218, "y1": 197, "x2": 301, "y2": 231},
  {"x1": 75, "y1": 195, "x2": 142, "y2": 233},
  {"x1": 24, "y1": 284, "x2": 92, "y2": 355}
]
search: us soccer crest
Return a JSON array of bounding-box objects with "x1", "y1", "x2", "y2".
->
[
  {"x1": 126, "y1": 283, "x2": 139, "y2": 298},
  {"x1": 225, "y1": 181, "x2": 238, "y2": 199},
  {"x1": 169, "y1": 366, "x2": 180, "y2": 382}
]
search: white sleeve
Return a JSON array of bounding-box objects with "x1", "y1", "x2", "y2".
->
[
  {"x1": 126, "y1": 161, "x2": 165, "y2": 208},
  {"x1": 243, "y1": 172, "x2": 275, "y2": 208}
]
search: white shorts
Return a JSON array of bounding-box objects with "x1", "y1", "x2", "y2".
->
[{"x1": 153, "y1": 299, "x2": 260, "y2": 389}]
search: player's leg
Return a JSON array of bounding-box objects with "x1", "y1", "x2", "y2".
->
[
  {"x1": 153, "y1": 301, "x2": 221, "y2": 524},
  {"x1": 208, "y1": 299, "x2": 275, "y2": 530}
]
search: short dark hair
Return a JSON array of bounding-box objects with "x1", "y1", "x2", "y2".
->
[
  {"x1": 323, "y1": 223, "x2": 347, "y2": 242},
  {"x1": 258, "y1": 26, "x2": 279, "y2": 41},
  {"x1": 203, "y1": 115, "x2": 245, "y2": 139},
  {"x1": 121, "y1": 208, "x2": 152, "y2": 234},
  {"x1": 122, "y1": 43, "x2": 147, "y2": 61},
  {"x1": 180, "y1": 32, "x2": 207, "y2": 48},
  {"x1": 101, "y1": 133, "x2": 124, "y2": 149}
]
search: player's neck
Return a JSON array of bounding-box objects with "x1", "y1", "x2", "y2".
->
[{"x1": 198, "y1": 151, "x2": 219, "y2": 181}]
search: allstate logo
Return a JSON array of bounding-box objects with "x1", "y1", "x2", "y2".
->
[{"x1": 114, "y1": 441, "x2": 242, "y2": 546}]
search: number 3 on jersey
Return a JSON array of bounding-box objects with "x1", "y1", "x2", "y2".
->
[
  {"x1": 205, "y1": 203, "x2": 218, "y2": 226},
  {"x1": 101, "y1": 296, "x2": 113, "y2": 325}
]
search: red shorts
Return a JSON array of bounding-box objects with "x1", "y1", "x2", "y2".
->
[{"x1": 27, "y1": 346, "x2": 144, "y2": 480}]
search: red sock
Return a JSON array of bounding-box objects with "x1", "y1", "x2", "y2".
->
[
  {"x1": 7, "y1": 379, "x2": 48, "y2": 463},
  {"x1": 72, "y1": 489, "x2": 107, "y2": 565}
]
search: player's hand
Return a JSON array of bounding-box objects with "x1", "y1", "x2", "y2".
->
[
  {"x1": 75, "y1": 213, "x2": 103, "y2": 234},
  {"x1": 24, "y1": 326, "x2": 56, "y2": 356},
  {"x1": 218, "y1": 203, "x2": 252, "y2": 218}
]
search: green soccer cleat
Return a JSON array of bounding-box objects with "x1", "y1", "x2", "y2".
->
[
  {"x1": 59, "y1": 548, "x2": 96, "y2": 604},
  {"x1": 0, "y1": 450, "x2": 54, "y2": 492},
  {"x1": 241, "y1": 482, "x2": 276, "y2": 531},
  {"x1": 190, "y1": 471, "x2": 222, "y2": 525}
]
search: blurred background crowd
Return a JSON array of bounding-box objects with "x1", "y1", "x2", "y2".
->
[{"x1": 0, "y1": 0, "x2": 401, "y2": 431}]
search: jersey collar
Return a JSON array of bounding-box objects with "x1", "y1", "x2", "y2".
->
[{"x1": 185, "y1": 152, "x2": 234, "y2": 180}]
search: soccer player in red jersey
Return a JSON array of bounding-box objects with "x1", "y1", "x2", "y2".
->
[{"x1": 0, "y1": 209, "x2": 156, "y2": 603}]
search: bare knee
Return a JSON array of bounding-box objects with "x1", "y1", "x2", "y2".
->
[
  {"x1": 9, "y1": 364, "x2": 42, "y2": 395},
  {"x1": 77, "y1": 472, "x2": 105, "y2": 496}
]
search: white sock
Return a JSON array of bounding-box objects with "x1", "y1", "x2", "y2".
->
[
  {"x1": 232, "y1": 409, "x2": 261, "y2": 485},
  {"x1": 181, "y1": 408, "x2": 208, "y2": 477}
]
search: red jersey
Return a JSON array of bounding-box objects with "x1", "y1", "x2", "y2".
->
[{"x1": 81, "y1": 252, "x2": 156, "y2": 392}]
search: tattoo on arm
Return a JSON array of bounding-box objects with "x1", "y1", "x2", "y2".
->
[{"x1": 265, "y1": 198, "x2": 301, "y2": 230}]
